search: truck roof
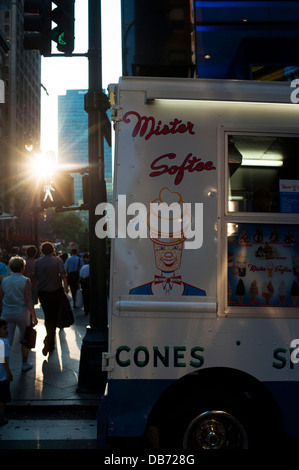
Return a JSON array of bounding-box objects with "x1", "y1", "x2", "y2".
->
[{"x1": 111, "y1": 77, "x2": 293, "y2": 104}]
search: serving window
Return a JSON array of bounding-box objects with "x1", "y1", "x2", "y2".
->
[
  {"x1": 228, "y1": 135, "x2": 299, "y2": 214},
  {"x1": 225, "y1": 133, "x2": 299, "y2": 313}
]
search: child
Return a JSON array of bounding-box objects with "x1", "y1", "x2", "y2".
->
[{"x1": 0, "y1": 318, "x2": 13, "y2": 425}]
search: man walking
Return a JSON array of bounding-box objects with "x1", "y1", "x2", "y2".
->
[
  {"x1": 65, "y1": 248, "x2": 83, "y2": 308},
  {"x1": 34, "y1": 242, "x2": 69, "y2": 356}
]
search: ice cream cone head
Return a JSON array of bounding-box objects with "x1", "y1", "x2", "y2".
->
[{"x1": 148, "y1": 187, "x2": 191, "y2": 239}]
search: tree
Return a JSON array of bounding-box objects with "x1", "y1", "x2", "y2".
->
[{"x1": 47, "y1": 209, "x2": 88, "y2": 248}]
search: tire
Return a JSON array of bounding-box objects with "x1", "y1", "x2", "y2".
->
[
  {"x1": 157, "y1": 392, "x2": 255, "y2": 449},
  {"x1": 182, "y1": 410, "x2": 248, "y2": 449},
  {"x1": 152, "y1": 372, "x2": 285, "y2": 450}
]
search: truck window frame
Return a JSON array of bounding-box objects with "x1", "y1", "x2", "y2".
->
[{"x1": 219, "y1": 126, "x2": 299, "y2": 318}]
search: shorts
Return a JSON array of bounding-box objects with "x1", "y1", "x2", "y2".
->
[{"x1": 0, "y1": 380, "x2": 11, "y2": 403}]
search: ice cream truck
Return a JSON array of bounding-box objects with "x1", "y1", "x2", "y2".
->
[{"x1": 97, "y1": 77, "x2": 299, "y2": 449}]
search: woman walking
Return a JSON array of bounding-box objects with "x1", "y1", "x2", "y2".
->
[{"x1": 0, "y1": 256, "x2": 38, "y2": 372}]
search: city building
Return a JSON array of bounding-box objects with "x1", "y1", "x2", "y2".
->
[
  {"x1": 0, "y1": 24, "x2": 10, "y2": 230},
  {"x1": 121, "y1": 0, "x2": 299, "y2": 81},
  {"x1": 58, "y1": 89, "x2": 113, "y2": 214},
  {"x1": 0, "y1": 1, "x2": 41, "y2": 250}
]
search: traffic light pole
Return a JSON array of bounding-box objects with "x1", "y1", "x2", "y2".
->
[{"x1": 77, "y1": 0, "x2": 108, "y2": 393}]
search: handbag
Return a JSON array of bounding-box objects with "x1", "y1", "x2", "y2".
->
[
  {"x1": 56, "y1": 289, "x2": 74, "y2": 328},
  {"x1": 21, "y1": 325, "x2": 37, "y2": 349},
  {"x1": 75, "y1": 288, "x2": 84, "y2": 308}
]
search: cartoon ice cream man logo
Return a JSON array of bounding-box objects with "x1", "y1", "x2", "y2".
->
[{"x1": 129, "y1": 188, "x2": 206, "y2": 296}]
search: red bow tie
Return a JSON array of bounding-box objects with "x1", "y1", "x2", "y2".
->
[{"x1": 154, "y1": 274, "x2": 182, "y2": 290}]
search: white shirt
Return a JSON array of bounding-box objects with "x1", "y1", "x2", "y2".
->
[{"x1": 80, "y1": 264, "x2": 89, "y2": 279}]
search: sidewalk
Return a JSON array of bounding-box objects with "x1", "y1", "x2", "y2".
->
[
  {"x1": 0, "y1": 303, "x2": 101, "y2": 449},
  {"x1": 8, "y1": 302, "x2": 101, "y2": 407}
]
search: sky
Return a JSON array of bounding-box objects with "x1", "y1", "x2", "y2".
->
[{"x1": 40, "y1": 0, "x2": 122, "y2": 155}]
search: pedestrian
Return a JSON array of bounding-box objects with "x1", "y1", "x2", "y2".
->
[
  {"x1": 34, "y1": 242, "x2": 69, "y2": 356},
  {"x1": 0, "y1": 248, "x2": 7, "y2": 285},
  {"x1": 24, "y1": 245, "x2": 38, "y2": 305},
  {"x1": 64, "y1": 248, "x2": 83, "y2": 308},
  {"x1": 79, "y1": 253, "x2": 90, "y2": 315},
  {"x1": 0, "y1": 256, "x2": 38, "y2": 372},
  {"x1": 0, "y1": 319, "x2": 13, "y2": 425},
  {"x1": 58, "y1": 252, "x2": 68, "y2": 263}
]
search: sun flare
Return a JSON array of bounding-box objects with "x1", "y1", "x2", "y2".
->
[{"x1": 32, "y1": 153, "x2": 57, "y2": 180}]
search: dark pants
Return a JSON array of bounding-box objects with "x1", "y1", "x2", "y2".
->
[
  {"x1": 67, "y1": 272, "x2": 79, "y2": 307},
  {"x1": 0, "y1": 380, "x2": 11, "y2": 403},
  {"x1": 38, "y1": 288, "x2": 62, "y2": 350},
  {"x1": 80, "y1": 277, "x2": 90, "y2": 314}
]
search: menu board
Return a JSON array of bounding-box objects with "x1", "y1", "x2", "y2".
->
[{"x1": 228, "y1": 223, "x2": 299, "y2": 307}]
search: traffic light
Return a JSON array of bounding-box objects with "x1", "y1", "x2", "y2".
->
[
  {"x1": 23, "y1": 1, "x2": 75, "y2": 56},
  {"x1": 23, "y1": 0, "x2": 52, "y2": 56},
  {"x1": 40, "y1": 173, "x2": 75, "y2": 208},
  {"x1": 51, "y1": 0, "x2": 75, "y2": 55}
]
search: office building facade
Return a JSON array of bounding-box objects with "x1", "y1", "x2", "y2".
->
[
  {"x1": 58, "y1": 89, "x2": 112, "y2": 211},
  {"x1": 0, "y1": 1, "x2": 41, "y2": 249}
]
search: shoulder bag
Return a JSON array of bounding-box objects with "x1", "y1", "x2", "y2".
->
[{"x1": 21, "y1": 325, "x2": 37, "y2": 349}]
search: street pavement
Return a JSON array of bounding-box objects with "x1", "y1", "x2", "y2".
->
[{"x1": 0, "y1": 302, "x2": 101, "y2": 449}]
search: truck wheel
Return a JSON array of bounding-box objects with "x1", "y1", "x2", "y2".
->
[
  {"x1": 182, "y1": 410, "x2": 248, "y2": 449},
  {"x1": 156, "y1": 392, "x2": 254, "y2": 449}
]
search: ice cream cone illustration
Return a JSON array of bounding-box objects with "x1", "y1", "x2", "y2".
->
[
  {"x1": 266, "y1": 261, "x2": 274, "y2": 277},
  {"x1": 236, "y1": 251, "x2": 246, "y2": 277},
  {"x1": 236, "y1": 279, "x2": 245, "y2": 304},
  {"x1": 262, "y1": 282, "x2": 269, "y2": 304},
  {"x1": 262, "y1": 281, "x2": 274, "y2": 304},
  {"x1": 249, "y1": 280, "x2": 258, "y2": 303},
  {"x1": 268, "y1": 281, "x2": 274, "y2": 297},
  {"x1": 148, "y1": 187, "x2": 191, "y2": 240}
]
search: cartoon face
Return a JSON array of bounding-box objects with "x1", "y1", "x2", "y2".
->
[{"x1": 152, "y1": 238, "x2": 184, "y2": 272}]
